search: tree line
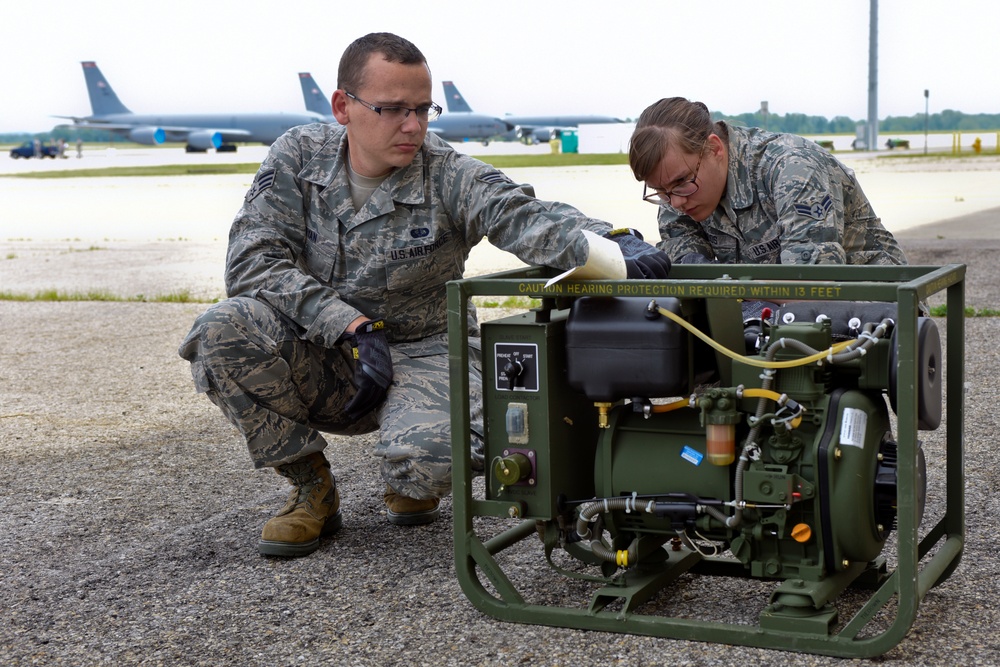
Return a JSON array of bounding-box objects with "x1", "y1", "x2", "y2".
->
[{"x1": 715, "y1": 109, "x2": 1000, "y2": 135}]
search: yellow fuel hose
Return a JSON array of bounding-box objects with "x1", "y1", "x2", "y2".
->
[
  {"x1": 656, "y1": 306, "x2": 856, "y2": 369},
  {"x1": 649, "y1": 398, "x2": 691, "y2": 413}
]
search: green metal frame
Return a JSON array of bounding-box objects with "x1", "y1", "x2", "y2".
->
[{"x1": 447, "y1": 264, "x2": 965, "y2": 658}]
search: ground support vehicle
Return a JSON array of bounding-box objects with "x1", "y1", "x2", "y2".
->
[{"x1": 9, "y1": 142, "x2": 59, "y2": 159}]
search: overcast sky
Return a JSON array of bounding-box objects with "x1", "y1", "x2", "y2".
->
[{"x1": 3, "y1": 0, "x2": 994, "y2": 134}]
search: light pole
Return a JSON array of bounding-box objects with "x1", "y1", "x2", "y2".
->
[
  {"x1": 867, "y1": 0, "x2": 879, "y2": 151},
  {"x1": 924, "y1": 89, "x2": 930, "y2": 155}
]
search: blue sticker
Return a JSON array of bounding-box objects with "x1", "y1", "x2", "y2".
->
[{"x1": 681, "y1": 446, "x2": 704, "y2": 466}]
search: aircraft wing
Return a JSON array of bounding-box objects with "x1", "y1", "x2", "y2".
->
[{"x1": 59, "y1": 120, "x2": 148, "y2": 132}]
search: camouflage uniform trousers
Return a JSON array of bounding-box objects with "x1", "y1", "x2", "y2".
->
[{"x1": 178, "y1": 297, "x2": 484, "y2": 501}]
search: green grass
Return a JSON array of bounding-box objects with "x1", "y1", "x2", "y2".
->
[
  {"x1": 473, "y1": 295, "x2": 541, "y2": 310},
  {"x1": 0, "y1": 289, "x2": 214, "y2": 303},
  {"x1": 876, "y1": 149, "x2": 1000, "y2": 161},
  {"x1": 2, "y1": 153, "x2": 629, "y2": 179},
  {"x1": 0, "y1": 290, "x2": 536, "y2": 307},
  {"x1": 927, "y1": 304, "x2": 1000, "y2": 317},
  {"x1": 3, "y1": 163, "x2": 262, "y2": 179},
  {"x1": 471, "y1": 153, "x2": 629, "y2": 169},
  {"x1": 10, "y1": 146, "x2": 998, "y2": 179}
]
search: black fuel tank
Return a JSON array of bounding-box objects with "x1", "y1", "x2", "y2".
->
[{"x1": 566, "y1": 297, "x2": 688, "y2": 402}]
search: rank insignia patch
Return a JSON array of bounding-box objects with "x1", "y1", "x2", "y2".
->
[
  {"x1": 247, "y1": 169, "x2": 276, "y2": 201},
  {"x1": 477, "y1": 170, "x2": 513, "y2": 185},
  {"x1": 793, "y1": 194, "x2": 833, "y2": 220}
]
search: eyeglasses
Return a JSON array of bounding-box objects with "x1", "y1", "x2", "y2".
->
[
  {"x1": 642, "y1": 149, "x2": 704, "y2": 205},
  {"x1": 344, "y1": 92, "x2": 442, "y2": 123}
]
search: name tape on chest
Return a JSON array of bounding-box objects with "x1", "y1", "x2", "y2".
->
[
  {"x1": 747, "y1": 237, "x2": 782, "y2": 259},
  {"x1": 386, "y1": 232, "x2": 451, "y2": 263}
]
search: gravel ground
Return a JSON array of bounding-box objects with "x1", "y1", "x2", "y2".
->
[{"x1": 2, "y1": 207, "x2": 999, "y2": 664}]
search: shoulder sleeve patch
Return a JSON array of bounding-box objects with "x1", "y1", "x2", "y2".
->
[
  {"x1": 477, "y1": 170, "x2": 513, "y2": 185},
  {"x1": 246, "y1": 169, "x2": 276, "y2": 202},
  {"x1": 792, "y1": 194, "x2": 834, "y2": 220}
]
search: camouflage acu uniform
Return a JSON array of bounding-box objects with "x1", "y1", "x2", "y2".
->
[
  {"x1": 657, "y1": 123, "x2": 907, "y2": 265},
  {"x1": 179, "y1": 124, "x2": 611, "y2": 500}
]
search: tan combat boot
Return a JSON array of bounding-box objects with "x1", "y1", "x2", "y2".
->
[
  {"x1": 383, "y1": 484, "x2": 440, "y2": 526},
  {"x1": 258, "y1": 451, "x2": 342, "y2": 557}
]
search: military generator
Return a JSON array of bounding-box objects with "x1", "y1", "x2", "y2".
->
[{"x1": 447, "y1": 263, "x2": 965, "y2": 658}]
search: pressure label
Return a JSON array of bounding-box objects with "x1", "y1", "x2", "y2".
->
[{"x1": 839, "y1": 407, "x2": 868, "y2": 448}]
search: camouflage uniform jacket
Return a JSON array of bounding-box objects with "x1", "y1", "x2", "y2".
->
[
  {"x1": 226, "y1": 123, "x2": 611, "y2": 350},
  {"x1": 656, "y1": 123, "x2": 906, "y2": 265}
]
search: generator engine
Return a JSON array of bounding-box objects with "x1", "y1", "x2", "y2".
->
[
  {"x1": 478, "y1": 295, "x2": 939, "y2": 632},
  {"x1": 452, "y1": 264, "x2": 965, "y2": 656}
]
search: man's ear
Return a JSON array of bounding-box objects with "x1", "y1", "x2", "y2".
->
[{"x1": 332, "y1": 90, "x2": 350, "y2": 124}]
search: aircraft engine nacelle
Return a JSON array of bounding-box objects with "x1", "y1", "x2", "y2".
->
[
  {"x1": 532, "y1": 128, "x2": 553, "y2": 143},
  {"x1": 186, "y1": 131, "x2": 223, "y2": 151},
  {"x1": 513, "y1": 126, "x2": 535, "y2": 145},
  {"x1": 128, "y1": 127, "x2": 166, "y2": 145}
]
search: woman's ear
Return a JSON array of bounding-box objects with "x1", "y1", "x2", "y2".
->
[{"x1": 707, "y1": 132, "x2": 726, "y2": 157}]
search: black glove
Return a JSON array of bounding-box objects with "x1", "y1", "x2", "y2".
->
[
  {"x1": 603, "y1": 228, "x2": 672, "y2": 279},
  {"x1": 343, "y1": 319, "x2": 393, "y2": 421}
]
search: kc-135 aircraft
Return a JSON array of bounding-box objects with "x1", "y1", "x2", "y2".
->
[
  {"x1": 59, "y1": 62, "x2": 326, "y2": 152},
  {"x1": 442, "y1": 81, "x2": 626, "y2": 144},
  {"x1": 298, "y1": 72, "x2": 513, "y2": 145}
]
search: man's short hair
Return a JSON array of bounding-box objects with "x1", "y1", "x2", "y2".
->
[{"x1": 338, "y1": 32, "x2": 428, "y2": 93}]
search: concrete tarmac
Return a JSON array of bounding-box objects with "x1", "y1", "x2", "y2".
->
[{"x1": 1, "y1": 147, "x2": 998, "y2": 665}]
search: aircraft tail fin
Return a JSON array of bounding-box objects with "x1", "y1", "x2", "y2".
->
[
  {"x1": 80, "y1": 61, "x2": 131, "y2": 117},
  {"x1": 299, "y1": 72, "x2": 333, "y2": 117},
  {"x1": 441, "y1": 81, "x2": 473, "y2": 113}
]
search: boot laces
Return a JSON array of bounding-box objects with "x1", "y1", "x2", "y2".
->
[{"x1": 279, "y1": 460, "x2": 326, "y2": 506}]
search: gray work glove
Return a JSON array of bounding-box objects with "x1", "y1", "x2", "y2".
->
[
  {"x1": 603, "y1": 228, "x2": 672, "y2": 279},
  {"x1": 343, "y1": 319, "x2": 393, "y2": 421}
]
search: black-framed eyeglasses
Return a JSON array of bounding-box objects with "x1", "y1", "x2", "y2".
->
[
  {"x1": 344, "y1": 91, "x2": 442, "y2": 123},
  {"x1": 642, "y1": 149, "x2": 704, "y2": 205}
]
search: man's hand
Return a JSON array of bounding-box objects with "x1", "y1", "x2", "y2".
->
[
  {"x1": 603, "y1": 228, "x2": 672, "y2": 279},
  {"x1": 343, "y1": 319, "x2": 393, "y2": 421}
]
